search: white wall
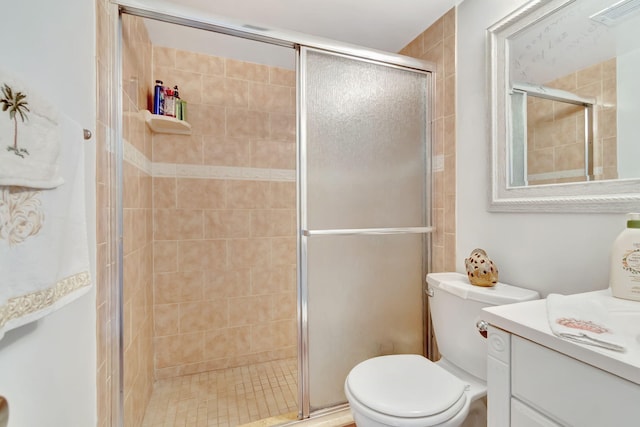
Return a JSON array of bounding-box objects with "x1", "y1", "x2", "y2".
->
[
  {"x1": 456, "y1": 0, "x2": 626, "y2": 297},
  {"x1": 0, "y1": 0, "x2": 97, "y2": 426}
]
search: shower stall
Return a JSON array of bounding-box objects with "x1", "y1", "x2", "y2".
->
[{"x1": 111, "y1": 2, "x2": 434, "y2": 426}]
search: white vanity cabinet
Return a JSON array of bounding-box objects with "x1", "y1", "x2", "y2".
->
[{"x1": 482, "y1": 291, "x2": 640, "y2": 427}]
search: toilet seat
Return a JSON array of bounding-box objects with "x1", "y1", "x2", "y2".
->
[{"x1": 345, "y1": 354, "x2": 469, "y2": 426}]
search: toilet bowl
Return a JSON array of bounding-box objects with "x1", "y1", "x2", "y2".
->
[
  {"x1": 344, "y1": 355, "x2": 486, "y2": 427},
  {"x1": 344, "y1": 272, "x2": 539, "y2": 427}
]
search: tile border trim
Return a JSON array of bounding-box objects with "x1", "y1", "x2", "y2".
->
[{"x1": 123, "y1": 139, "x2": 295, "y2": 181}]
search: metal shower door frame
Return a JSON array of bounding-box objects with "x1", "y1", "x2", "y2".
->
[{"x1": 110, "y1": 0, "x2": 436, "y2": 423}]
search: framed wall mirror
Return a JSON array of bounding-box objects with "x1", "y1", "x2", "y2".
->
[{"x1": 488, "y1": 0, "x2": 640, "y2": 212}]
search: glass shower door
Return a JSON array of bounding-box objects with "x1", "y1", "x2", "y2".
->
[{"x1": 298, "y1": 47, "x2": 432, "y2": 414}]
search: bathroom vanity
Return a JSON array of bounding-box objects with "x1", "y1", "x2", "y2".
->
[{"x1": 482, "y1": 290, "x2": 640, "y2": 427}]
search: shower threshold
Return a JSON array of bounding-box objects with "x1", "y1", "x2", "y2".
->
[{"x1": 238, "y1": 408, "x2": 354, "y2": 427}]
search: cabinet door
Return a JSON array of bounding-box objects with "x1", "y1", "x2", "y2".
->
[
  {"x1": 511, "y1": 399, "x2": 561, "y2": 427},
  {"x1": 512, "y1": 336, "x2": 640, "y2": 426},
  {"x1": 487, "y1": 327, "x2": 511, "y2": 427}
]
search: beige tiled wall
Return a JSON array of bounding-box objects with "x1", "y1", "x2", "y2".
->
[
  {"x1": 399, "y1": 9, "x2": 456, "y2": 360},
  {"x1": 97, "y1": 9, "x2": 156, "y2": 427},
  {"x1": 400, "y1": 8, "x2": 457, "y2": 273},
  {"x1": 151, "y1": 47, "x2": 297, "y2": 380},
  {"x1": 527, "y1": 58, "x2": 617, "y2": 184},
  {"x1": 121, "y1": 15, "x2": 155, "y2": 427},
  {"x1": 95, "y1": 1, "x2": 114, "y2": 426}
]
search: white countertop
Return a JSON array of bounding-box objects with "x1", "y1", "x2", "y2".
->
[{"x1": 482, "y1": 289, "x2": 640, "y2": 385}]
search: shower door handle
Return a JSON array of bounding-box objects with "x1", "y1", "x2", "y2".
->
[{"x1": 302, "y1": 226, "x2": 434, "y2": 236}]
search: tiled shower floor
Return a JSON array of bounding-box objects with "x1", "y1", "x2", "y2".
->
[{"x1": 142, "y1": 358, "x2": 298, "y2": 427}]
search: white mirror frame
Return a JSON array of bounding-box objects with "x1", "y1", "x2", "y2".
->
[{"x1": 487, "y1": 0, "x2": 640, "y2": 213}]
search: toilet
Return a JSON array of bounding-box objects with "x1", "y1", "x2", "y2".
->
[{"x1": 344, "y1": 272, "x2": 539, "y2": 427}]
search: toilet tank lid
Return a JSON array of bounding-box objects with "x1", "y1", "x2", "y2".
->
[{"x1": 426, "y1": 272, "x2": 540, "y2": 305}]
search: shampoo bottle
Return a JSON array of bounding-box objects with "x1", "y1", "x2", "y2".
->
[
  {"x1": 610, "y1": 213, "x2": 640, "y2": 301},
  {"x1": 153, "y1": 80, "x2": 165, "y2": 115}
]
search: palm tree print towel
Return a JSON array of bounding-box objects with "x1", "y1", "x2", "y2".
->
[
  {"x1": 0, "y1": 68, "x2": 64, "y2": 189},
  {"x1": 0, "y1": 67, "x2": 91, "y2": 339},
  {"x1": 0, "y1": 113, "x2": 92, "y2": 337}
]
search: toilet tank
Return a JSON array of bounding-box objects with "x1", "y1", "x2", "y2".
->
[{"x1": 426, "y1": 272, "x2": 539, "y2": 381}]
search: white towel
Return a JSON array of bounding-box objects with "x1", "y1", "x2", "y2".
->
[
  {"x1": 0, "y1": 113, "x2": 91, "y2": 339},
  {"x1": 546, "y1": 293, "x2": 626, "y2": 352},
  {"x1": 0, "y1": 67, "x2": 63, "y2": 189}
]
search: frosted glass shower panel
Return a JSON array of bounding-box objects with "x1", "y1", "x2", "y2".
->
[
  {"x1": 304, "y1": 50, "x2": 428, "y2": 229},
  {"x1": 306, "y1": 234, "x2": 424, "y2": 411},
  {"x1": 300, "y1": 47, "x2": 430, "y2": 413}
]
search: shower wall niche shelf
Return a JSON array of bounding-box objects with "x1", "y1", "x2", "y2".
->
[{"x1": 143, "y1": 110, "x2": 191, "y2": 135}]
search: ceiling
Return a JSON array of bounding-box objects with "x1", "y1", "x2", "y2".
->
[{"x1": 142, "y1": 0, "x2": 460, "y2": 69}]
